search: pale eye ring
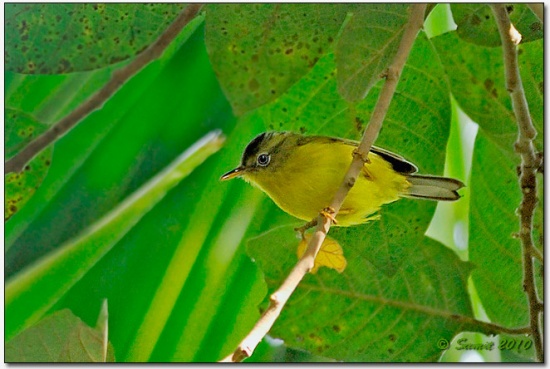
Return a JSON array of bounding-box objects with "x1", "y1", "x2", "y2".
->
[{"x1": 257, "y1": 153, "x2": 271, "y2": 166}]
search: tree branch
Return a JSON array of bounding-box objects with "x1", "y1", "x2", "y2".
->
[
  {"x1": 491, "y1": 4, "x2": 543, "y2": 362},
  {"x1": 4, "y1": 4, "x2": 204, "y2": 174},
  {"x1": 220, "y1": 4, "x2": 427, "y2": 362},
  {"x1": 462, "y1": 318, "x2": 531, "y2": 337}
]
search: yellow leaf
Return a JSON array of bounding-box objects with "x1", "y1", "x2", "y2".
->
[{"x1": 297, "y1": 234, "x2": 347, "y2": 274}]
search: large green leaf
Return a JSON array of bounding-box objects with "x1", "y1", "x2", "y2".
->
[
  {"x1": 336, "y1": 4, "x2": 410, "y2": 101},
  {"x1": 158, "y1": 187, "x2": 266, "y2": 361},
  {"x1": 248, "y1": 227, "x2": 473, "y2": 361},
  {"x1": 123, "y1": 127, "x2": 266, "y2": 361},
  {"x1": 205, "y1": 4, "x2": 424, "y2": 112},
  {"x1": 5, "y1": 3, "x2": 187, "y2": 74},
  {"x1": 451, "y1": 4, "x2": 543, "y2": 48},
  {"x1": 432, "y1": 33, "x2": 543, "y2": 149},
  {"x1": 5, "y1": 131, "x2": 225, "y2": 341},
  {"x1": 205, "y1": 4, "x2": 350, "y2": 115},
  {"x1": 468, "y1": 130, "x2": 542, "y2": 335},
  {"x1": 517, "y1": 40, "x2": 544, "y2": 135},
  {"x1": 469, "y1": 134, "x2": 527, "y2": 327},
  {"x1": 6, "y1": 309, "x2": 115, "y2": 362}
]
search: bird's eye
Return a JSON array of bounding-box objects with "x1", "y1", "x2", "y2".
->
[{"x1": 257, "y1": 153, "x2": 270, "y2": 166}]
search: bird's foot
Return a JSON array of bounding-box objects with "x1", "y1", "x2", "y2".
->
[{"x1": 321, "y1": 207, "x2": 338, "y2": 225}]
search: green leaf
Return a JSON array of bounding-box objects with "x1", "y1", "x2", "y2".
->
[
  {"x1": 517, "y1": 40, "x2": 543, "y2": 134},
  {"x1": 5, "y1": 109, "x2": 52, "y2": 220},
  {"x1": 432, "y1": 32, "x2": 543, "y2": 149},
  {"x1": 127, "y1": 182, "x2": 265, "y2": 361},
  {"x1": 6, "y1": 309, "x2": 115, "y2": 362},
  {"x1": 424, "y1": 4, "x2": 456, "y2": 39},
  {"x1": 336, "y1": 4, "x2": 410, "y2": 101},
  {"x1": 5, "y1": 131, "x2": 225, "y2": 341},
  {"x1": 248, "y1": 227, "x2": 474, "y2": 362},
  {"x1": 5, "y1": 3, "x2": 186, "y2": 74},
  {"x1": 451, "y1": 4, "x2": 543, "y2": 48},
  {"x1": 469, "y1": 133, "x2": 531, "y2": 328},
  {"x1": 469, "y1": 132, "x2": 541, "y2": 362},
  {"x1": 5, "y1": 72, "x2": 70, "y2": 122},
  {"x1": 142, "y1": 117, "x2": 284, "y2": 362},
  {"x1": 205, "y1": 4, "x2": 350, "y2": 115}
]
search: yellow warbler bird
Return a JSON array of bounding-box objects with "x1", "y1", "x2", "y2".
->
[{"x1": 221, "y1": 132, "x2": 464, "y2": 227}]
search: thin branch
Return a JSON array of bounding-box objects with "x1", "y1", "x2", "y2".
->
[
  {"x1": 4, "y1": 4, "x2": 204, "y2": 174},
  {"x1": 526, "y1": 3, "x2": 543, "y2": 23},
  {"x1": 461, "y1": 317, "x2": 531, "y2": 337},
  {"x1": 221, "y1": 4, "x2": 427, "y2": 362},
  {"x1": 492, "y1": 4, "x2": 543, "y2": 362}
]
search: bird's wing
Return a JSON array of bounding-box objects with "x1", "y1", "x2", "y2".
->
[
  {"x1": 295, "y1": 134, "x2": 418, "y2": 174},
  {"x1": 369, "y1": 146, "x2": 418, "y2": 174}
]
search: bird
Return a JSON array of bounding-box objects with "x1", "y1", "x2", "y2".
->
[{"x1": 221, "y1": 131, "x2": 464, "y2": 227}]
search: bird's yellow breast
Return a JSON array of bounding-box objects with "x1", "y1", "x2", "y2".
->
[{"x1": 243, "y1": 140, "x2": 410, "y2": 226}]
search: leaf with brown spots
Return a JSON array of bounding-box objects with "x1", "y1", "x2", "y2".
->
[
  {"x1": 5, "y1": 3, "x2": 186, "y2": 74},
  {"x1": 205, "y1": 4, "x2": 350, "y2": 115},
  {"x1": 432, "y1": 32, "x2": 542, "y2": 150},
  {"x1": 5, "y1": 109, "x2": 52, "y2": 221},
  {"x1": 248, "y1": 226, "x2": 474, "y2": 362},
  {"x1": 451, "y1": 4, "x2": 543, "y2": 48}
]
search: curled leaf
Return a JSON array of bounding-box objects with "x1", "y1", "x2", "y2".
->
[{"x1": 297, "y1": 234, "x2": 347, "y2": 274}]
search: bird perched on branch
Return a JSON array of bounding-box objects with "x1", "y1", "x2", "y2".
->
[{"x1": 221, "y1": 131, "x2": 464, "y2": 227}]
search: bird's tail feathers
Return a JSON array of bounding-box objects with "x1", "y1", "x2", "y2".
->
[{"x1": 403, "y1": 175, "x2": 464, "y2": 201}]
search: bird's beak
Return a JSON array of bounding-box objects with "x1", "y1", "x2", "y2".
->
[{"x1": 220, "y1": 166, "x2": 245, "y2": 181}]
